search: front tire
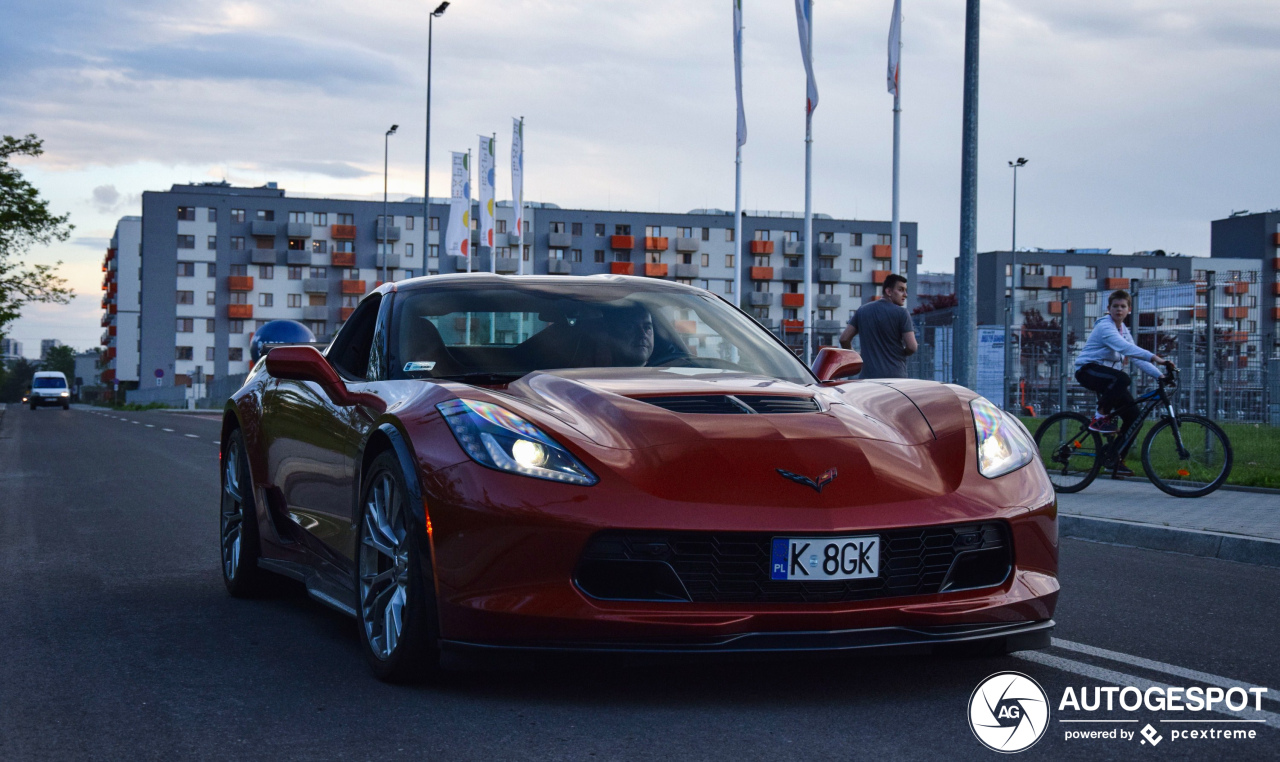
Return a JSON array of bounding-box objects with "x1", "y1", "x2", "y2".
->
[
  {"x1": 1141, "y1": 414, "x2": 1232, "y2": 498},
  {"x1": 221, "y1": 428, "x2": 267, "y2": 595},
  {"x1": 1034, "y1": 412, "x2": 1102, "y2": 493},
  {"x1": 356, "y1": 451, "x2": 441, "y2": 683}
]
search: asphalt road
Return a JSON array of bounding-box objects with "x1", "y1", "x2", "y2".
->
[{"x1": 1, "y1": 403, "x2": 1277, "y2": 761}]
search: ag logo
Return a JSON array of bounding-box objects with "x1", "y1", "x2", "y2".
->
[{"x1": 968, "y1": 672, "x2": 1050, "y2": 753}]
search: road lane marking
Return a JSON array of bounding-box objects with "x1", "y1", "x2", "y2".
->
[
  {"x1": 145, "y1": 424, "x2": 155, "y2": 428},
  {"x1": 1052, "y1": 638, "x2": 1279, "y2": 704},
  {"x1": 131, "y1": 421, "x2": 139, "y2": 424},
  {"x1": 184, "y1": 434, "x2": 199, "y2": 438},
  {"x1": 1014, "y1": 651, "x2": 1280, "y2": 728},
  {"x1": 162, "y1": 428, "x2": 174, "y2": 432},
  {"x1": 211, "y1": 439, "x2": 220, "y2": 444}
]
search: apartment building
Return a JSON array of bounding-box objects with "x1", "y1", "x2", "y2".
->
[
  {"x1": 1211, "y1": 210, "x2": 1280, "y2": 346},
  {"x1": 106, "y1": 182, "x2": 920, "y2": 386}
]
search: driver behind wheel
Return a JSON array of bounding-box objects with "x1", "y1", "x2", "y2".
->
[{"x1": 584, "y1": 304, "x2": 655, "y2": 367}]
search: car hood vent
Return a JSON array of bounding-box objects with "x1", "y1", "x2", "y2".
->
[{"x1": 634, "y1": 394, "x2": 819, "y2": 415}]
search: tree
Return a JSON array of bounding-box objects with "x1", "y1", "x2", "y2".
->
[
  {"x1": 43, "y1": 343, "x2": 76, "y2": 379},
  {"x1": 912, "y1": 293, "x2": 958, "y2": 315},
  {"x1": 0, "y1": 134, "x2": 74, "y2": 341},
  {"x1": 0, "y1": 357, "x2": 37, "y2": 402}
]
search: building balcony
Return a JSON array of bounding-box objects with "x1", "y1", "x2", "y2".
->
[
  {"x1": 872, "y1": 270, "x2": 891, "y2": 284},
  {"x1": 1194, "y1": 307, "x2": 1206, "y2": 319},
  {"x1": 610, "y1": 235, "x2": 634, "y2": 250},
  {"x1": 227, "y1": 276, "x2": 254, "y2": 292},
  {"x1": 302, "y1": 306, "x2": 328, "y2": 321},
  {"x1": 102, "y1": 348, "x2": 116, "y2": 362},
  {"x1": 609, "y1": 262, "x2": 635, "y2": 276},
  {"x1": 1224, "y1": 281, "x2": 1250, "y2": 295},
  {"x1": 672, "y1": 263, "x2": 700, "y2": 279},
  {"x1": 781, "y1": 293, "x2": 805, "y2": 308},
  {"x1": 286, "y1": 222, "x2": 312, "y2": 238},
  {"x1": 1021, "y1": 274, "x2": 1047, "y2": 289},
  {"x1": 287, "y1": 250, "x2": 312, "y2": 265},
  {"x1": 548, "y1": 231, "x2": 573, "y2": 248},
  {"x1": 749, "y1": 266, "x2": 774, "y2": 281},
  {"x1": 675, "y1": 237, "x2": 700, "y2": 253},
  {"x1": 779, "y1": 266, "x2": 805, "y2": 282},
  {"x1": 816, "y1": 294, "x2": 841, "y2": 309},
  {"x1": 303, "y1": 278, "x2": 329, "y2": 294},
  {"x1": 375, "y1": 223, "x2": 401, "y2": 242},
  {"x1": 341, "y1": 279, "x2": 366, "y2": 295},
  {"x1": 783, "y1": 241, "x2": 803, "y2": 256},
  {"x1": 250, "y1": 250, "x2": 277, "y2": 265},
  {"x1": 871, "y1": 245, "x2": 892, "y2": 260},
  {"x1": 817, "y1": 268, "x2": 841, "y2": 283},
  {"x1": 340, "y1": 307, "x2": 355, "y2": 322},
  {"x1": 1048, "y1": 276, "x2": 1073, "y2": 289},
  {"x1": 747, "y1": 292, "x2": 772, "y2": 306},
  {"x1": 495, "y1": 257, "x2": 520, "y2": 273},
  {"x1": 817, "y1": 242, "x2": 843, "y2": 257},
  {"x1": 330, "y1": 251, "x2": 355, "y2": 268},
  {"x1": 1048, "y1": 301, "x2": 1070, "y2": 315},
  {"x1": 250, "y1": 220, "x2": 277, "y2": 237},
  {"x1": 375, "y1": 252, "x2": 400, "y2": 269},
  {"x1": 748, "y1": 240, "x2": 774, "y2": 255},
  {"x1": 228, "y1": 304, "x2": 254, "y2": 319},
  {"x1": 1104, "y1": 277, "x2": 1128, "y2": 289},
  {"x1": 1223, "y1": 306, "x2": 1249, "y2": 319},
  {"x1": 331, "y1": 224, "x2": 358, "y2": 240},
  {"x1": 547, "y1": 259, "x2": 573, "y2": 275},
  {"x1": 1273, "y1": 233, "x2": 1280, "y2": 246},
  {"x1": 644, "y1": 237, "x2": 669, "y2": 251},
  {"x1": 1273, "y1": 282, "x2": 1280, "y2": 296},
  {"x1": 100, "y1": 368, "x2": 116, "y2": 385},
  {"x1": 644, "y1": 263, "x2": 668, "y2": 277},
  {"x1": 1272, "y1": 257, "x2": 1280, "y2": 270},
  {"x1": 781, "y1": 319, "x2": 805, "y2": 333},
  {"x1": 1220, "y1": 331, "x2": 1248, "y2": 343},
  {"x1": 815, "y1": 319, "x2": 844, "y2": 333},
  {"x1": 1273, "y1": 307, "x2": 1280, "y2": 320}
]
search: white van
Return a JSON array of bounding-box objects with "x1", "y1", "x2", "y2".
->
[{"x1": 29, "y1": 371, "x2": 70, "y2": 410}]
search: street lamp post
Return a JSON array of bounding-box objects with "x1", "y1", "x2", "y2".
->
[
  {"x1": 424, "y1": 2, "x2": 449, "y2": 265},
  {"x1": 383, "y1": 124, "x2": 399, "y2": 287},
  {"x1": 1004, "y1": 156, "x2": 1027, "y2": 411}
]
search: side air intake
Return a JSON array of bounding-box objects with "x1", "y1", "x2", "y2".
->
[{"x1": 634, "y1": 394, "x2": 819, "y2": 414}]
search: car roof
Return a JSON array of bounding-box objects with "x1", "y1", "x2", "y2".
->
[
  {"x1": 33, "y1": 371, "x2": 67, "y2": 377},
  {"x1": 390, "y1": 273, "x2": 702, "y2": 297}
]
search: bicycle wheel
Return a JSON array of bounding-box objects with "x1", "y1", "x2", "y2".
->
[
  {"x1": 1034, "y1": 412, "x2": 1102, "y2": 493},
  {"x1": 1141, "y1": 414, "x2": 1233, "y2": 498}
]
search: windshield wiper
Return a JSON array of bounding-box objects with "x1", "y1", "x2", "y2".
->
[{"x1": 431, "y1": 372, "x2": 527, "y2": 385}]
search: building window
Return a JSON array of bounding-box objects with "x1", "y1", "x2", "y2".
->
[
  {"x1": 177, "y1": 235, "x2": 195, "y2": 249},
  {"x1": 819, "y1": 231, "x2": 834, "y2": 243},
  {"x1": 205, "y1": 346, "x2": 215, "y2": 361},
  {"x1": 289, "y1": 211, "x2": 305, "y2": 223},
  {"x1": 523, "y1": 245, "x2": 531, "y2": 260},
  {"x1": 786, "y1": 231, "x2": 798, "y2": 242},
  {"x1": 229, "y1": 236, "x2": 243, "y2": 251},
  {"x1": 309, "y1": 294, "x2": 326, "y2": 307},
  {"x1": 550, "y1": 221, "x2": 565, "y2": 234},
  {"x1": 725, "y1": 254, "x2": 735, "y2": 267},
  {"x1": 333, "y1": 240, "x2": 353, "y2": 253},
  {"x1": 725, "y1": 280, "x2": 734, "y2": 294},
  {"x1": 1053, "y1": 265, "x2": 1066, "y2": 276},
  {"x1": 429, "y1": 216, "x2": 439, "y2": 231},
  {"x1": 230, "y1": 264, "x2": 247, "y2": 276},
  {"x1": 571, "y1": 222, "x2": 582, "y2": 236},
  {"x1": 177, "y1": 206, "x2": 195, "y2": 221},
  {"x1": 647, "y1": 251, "x2": 662, "y2": 265},
  {"x1": 754, "y1": 280, "x2": 769, "y2": 293},
  {"x1": 259, "y1": 265, "x2": 274, "y2": 279},
  {"x1": 338, "y1": 213, "x2": 354, "y2": 225},
  {"x1": 206, "y1": 291, "x2": 216, "y2": 305},
  {"x1": 230, "y1": 209, "x2": 245, "y2": 223},
  {"x1": 229, "y1": 292, "x2": 248, "y2": 305},
  {"x1": 288, "y1": 238, "x2": 307, "y2": 251},
  {"x1": 207, "y1": 208, "x2": 217, "y2": 223},
  {"x1": 725, "y1": 228, "x2": 735, "y2": 242},
  {"x1": 819, "y1": 257, "x2": 835, "y2": 269},
  {"x1": 753, "y1": 229, "x2": 768, "y2": 241},
  {"x1": 229, "y1": 347, "x2": 243, "y2": 361},
  {"x1": 287, "y1": 266, "x2": 303, "y2": 280},
  {"x1": 205, "y1": 235, "x2": 216, "y2": 250},
  {"x1": 229, "y1": 320, "x2": 244, "y2": 334},
  {"x1": 679, "y1": 227, "x2": 693, "y2": 238},
  {"x1": 1167, "y1": 269, "x2": 1179, "y2": 282},
  {"x1": 177, "y1": 262, "x2": 195, "y2": 277},
  {"x1": 259, "y1": 293, "x2": 273, "y2": 307},
  {"x1": 852, "y1": 233, "x2": 863, "y2": 246},
  {"x1": 177, "y1": 318, "x2": 193, "y2": 333},
  {"x1": 549, "y1": 249, "x2": 564, "y2": 260},
  {"x1": 405, "y1": 216, "x2": 414, "y2": 231},
  {"x1": 496, "y1": 219, "x2": 507, "y2": 234},
  {"x1": 848, "y1": 258, "x2": 862, "y2": 272},
  {"x1": 313, "y1": 212, "x2": 327, "y2": 225},
  {"x1": 305, "y1": 321, "x2": 326, "y2": 337},
  {"x1": 786, "y1": 256, "x2": 801, "y2": 268},
  {"x1": 571, "y1": 249, "x2": 582, "y2": 262},
  {"x1": 311, "y1": 240, "x2": 328, "y2": 254},
  {"x1": 1086, "y1": 266, "x2": 1097, "y2": 279},
  {"x1": 310, "y1": 267, "x2": 327, "y2": 278},
  {"x1": 176, "y1": 290, "x2": 194, "y2": 305},
  {"x1": 615, "y1": 224, "x2": 631, "y2": 236},
  {"x1": 254, "y1": 236, "x2": 272, "y2": 250},
  {"x1": 595, "y1": 223, "x2": 606, "y2": 236},
  {"x1": 288, "y1": 294, "x2": 302, "y2": 308},
  {"x1": 405, "y1": 243, "x2": 414, "y2": 257},
  {"x1": 342, "y1": 295, "x2": 359, "y2": 308},
  {"x1": 1109, "y1": 267, "x2": 1123, "y2": 278},
  {"x1": 594, "y1": 250, "x2": 605, "y2": 263},
  {"x1": 701, "y1": 253, "x2": 710, "y2": 267},
  {"x1": 818, "y1": 282, "x2": 834, "y2": 294},
  {"x1": 256, "y1": 210, "x2": 274, "y2": 222},
  {"x1": 681, "y1": 253, "x2": 694, "y2": 265},
  {"x1": 176, "y1": 346, "x2": 193, "y2": 360},
  {"x1": 1085, "y1": 292, "x2": 1098, "y2": 304},
  {"x1": 614, "y1": 251, "x2": 631, "y2": 263},
  {"x1": 901, "y1": 235, "x2": 909, "y2": 249},
  {"x1": 206, "y1": 319, "x2": 216, "y2": 333},
  {"x1": 876, "y1": 234, "x2": 891, "y2": 245},
  {"x1": 428, "y1": 244, "x2": 439, "y2": 258},
  {"x1": 849, "y1": 284, "x2": 862, "y2": 297},
  {"x1": 752, "y1": 307, "x2": 770, "y2": 320}
]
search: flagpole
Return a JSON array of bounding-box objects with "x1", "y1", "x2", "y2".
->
[
  {"x1": 732, "y1": 0, "x2": 745, "y2": 311},
  {"x1": 888, "y1": 0, "x2": 903, "y2": 280},
  {"x1": 802, "y1": 5, "x2": 814, "y2": 365},
  {"x1": 516, "y1": 117, "x2": 524, "y2": 277},
  {"x1": 490, "y1": 132, "x2": 497, "y2": 274},
  {"x1": 466, "y1": 147, "x2": 473, "y2": 275}
]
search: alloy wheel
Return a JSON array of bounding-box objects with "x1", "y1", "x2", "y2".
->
[
  {"x1": 220, "y1": 437, "x2": 246, "y2": 581},
  {"x1": 359, "y1": 472, "x2": 410, "y2": 661}
]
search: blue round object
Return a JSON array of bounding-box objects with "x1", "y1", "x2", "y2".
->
[{"x1": 250, "y1": 320, "x2": 316, "y2": 364}]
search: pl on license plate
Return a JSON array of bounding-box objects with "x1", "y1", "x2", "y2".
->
[{"x1": 770, "y1": 536, "x2": 879, "y2": 581}]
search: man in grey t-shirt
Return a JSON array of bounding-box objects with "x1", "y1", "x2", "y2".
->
[{"x1": 838, "y1": 273, "x2": 918, "y2": 379}]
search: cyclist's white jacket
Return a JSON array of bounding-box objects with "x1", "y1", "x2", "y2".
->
[{"x1": 1074, "y1": 317, "x2": 1162, "y2": 378}]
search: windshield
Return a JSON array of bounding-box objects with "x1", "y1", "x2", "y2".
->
[
  {"x1": 33, "y1": 377, "x2": 67, "y2": 389},
  {"x1": 389, "y1": 280, "x2": 813, "y2": 384}
]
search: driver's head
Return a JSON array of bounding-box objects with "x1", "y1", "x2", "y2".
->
[{"x1": 601, "y1": 304, "x2": 654, "y2": 366}]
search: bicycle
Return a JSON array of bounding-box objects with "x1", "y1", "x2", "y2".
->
[{"x1": 1033, "y1": 368, "x2": 1233, "y2": 497}]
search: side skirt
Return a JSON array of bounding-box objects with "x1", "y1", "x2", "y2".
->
[{"x1": 257, "y1": 558, "x2": 358, "y2": 618}]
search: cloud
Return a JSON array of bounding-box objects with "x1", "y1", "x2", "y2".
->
[
  {"x1": 268, "y1": 160, "x2": 373, "y2": 179},
  {"x1": 72, "y1": 236, "x2": 110, "y2": 249},
  {"x1": 90, "y1": 184, "x2": 138, "y2": 214}
]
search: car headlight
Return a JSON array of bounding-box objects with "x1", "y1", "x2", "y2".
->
[
  {"x1": 437, "y1": 399, "x2": 598, "y2": 486},
  {"x1": 970, "y1": 396, "x2": 1035, "y2": 478},
  {"x1": 60, "y1": 392, "x2": 70, "y2": 397}
]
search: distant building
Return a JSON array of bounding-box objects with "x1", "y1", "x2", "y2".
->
[
  {"x1": 73, "y1": 351, "x2": 99, "y2": 390},
  {"x1": 914, "y1": 271, "x2": 954, "y2": 302},
  {"x1": 1, "y1": 338, "x2": 22, "y2": 363},
  {"x1": 1210, "y1": 210, "x2": 1279, "y2": 351},
  {"x1": 39, "y1": 339, "x2": 63, "y2": 359},
  {"x1": 101, "y1": 216, "x2": 142, "y2": 387}
]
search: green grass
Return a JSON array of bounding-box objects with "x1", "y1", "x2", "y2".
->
[
  {"x1": 93, "y1": 401, "x2": 174, "y2": 412},
  {"x1": 1023, "y1": 416, "x2": 1280, "y2": 490}
]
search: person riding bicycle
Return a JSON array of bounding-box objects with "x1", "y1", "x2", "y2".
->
[{"x1": 1073, "y1": 290, "x2": 1175, "y2": 474}]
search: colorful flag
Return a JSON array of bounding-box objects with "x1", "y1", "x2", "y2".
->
[
  {"x1": 478, "y1": 134, "x2": 495, "y2": 250},
  {"x1": 511, "y1": 118, "x2": 523, "y2": 242},
  {"x1": 888, "y1": 0, "x2": 902, "y2": 96},
  {"x1": 733, "y1": 0, "x2": 747, "y2": 147},
  {"x1": 446, "y1": 151, "x2": 470, "y2": 258},
  {"x1": 794, "y1": 0, "x2": 818, "y2": 115}
]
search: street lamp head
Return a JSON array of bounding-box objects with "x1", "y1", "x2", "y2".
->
[
  {"x1": 387, "y1": 125, "x2": 399, "y2": 136},
  {"x1": 432, "y1": 2, "x2": 449, "y2": 16},
  {"x1": 1009, "y1": 157, "x2": 1028, "y2": 168}
]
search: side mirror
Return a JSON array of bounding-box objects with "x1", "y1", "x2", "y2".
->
[
  {"x1": 812, "y1": 347, "x2": 863, "y2": 382},
  {"x1": 265, "y1": 345, "x2": 384, "y2": 411}
]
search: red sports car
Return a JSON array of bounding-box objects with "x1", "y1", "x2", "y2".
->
[{"x1": 220, "y1": 274, "x2": 1057, "y2": 682}]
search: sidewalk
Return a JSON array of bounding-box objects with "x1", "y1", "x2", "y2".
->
[{"x1": 1057, "y1": 479, "x2": 1280, "y2": 566}]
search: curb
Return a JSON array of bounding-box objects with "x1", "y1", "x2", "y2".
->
[{"x1": 1060, "y1": 514, "x2": 1280, "y2": 568}]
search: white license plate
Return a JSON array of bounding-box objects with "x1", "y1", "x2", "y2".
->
[{"x1": 770, "y1": 536, "x2": 880, "y2": 581}]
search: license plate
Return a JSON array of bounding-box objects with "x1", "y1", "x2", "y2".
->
[{"x1": 770, "y1": 536, "x2": 880, "y2": 581}]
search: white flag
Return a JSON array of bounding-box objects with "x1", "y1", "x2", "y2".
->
[
  {"x1": 511, "y1": 118, "x2": 524, "y2": 242},
  {"x1": 445, "y1": 151, "x2": 471, "y2": 258},
  {"x1": 888, "y1": 0, "x2": 902, "y2": 96},
  {"x1": 794, "y1": 0, "x2": 818, "y2": 115},
  {"x1": 733, "y1": 0, "x2": 747, "y2": 147},
  {"x1": 478, "y1": 134, "x2": 495, "y2": 250}
]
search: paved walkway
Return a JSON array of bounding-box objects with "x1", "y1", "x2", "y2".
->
[{"x1": 1058, "y1": 479, "x2": 1280, "y2": 541}]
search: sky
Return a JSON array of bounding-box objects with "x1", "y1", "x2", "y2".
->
[{"x1": 3, "y1": 0, "x2": 1278, "y2": 356}]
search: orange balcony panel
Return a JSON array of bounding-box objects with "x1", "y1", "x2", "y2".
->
[
  {"x1": 872, "y1": 270, "x2": 891, "y2": 284},
  {"x1": 228, "y1": 276, "x2": 254, "y2": 292},
  {"x1": 609, "y1": 262, "x2": 635, "y2": 275},
  {"x1": 871, "y1": 244, "x2": 892, "y2": 260},
  {"x1": 1273, "y1": 307, "x2": 1280, "y2": 320},
  {"x1": 339, "y1": 307, "x2": 355, "y2": 321},
  {"x1": 673, "y1": 320, "x2": 697, "y2": 334},
  {"x1": 102, "y1": 348, "x2": 116, "y2": 361},
  {"x1": 331, "y1": 224, "x2": 357, "y2": 240},
  {"x1": 1224, "y1": 281, "x2": 1250, "y2": 295},
  {"x1": 1224, "y1": 306, "x2": 1249, "y2": 319},
  {"x1": 610, "y1": 235, "x2": 634, "y2": 250},
  {"x1": 781, "y1": 319, "x2": 805, "y2": 333},
  {"x1": 227, "y1": 304, "x2": 254, "y2": 319},
  {"x1": 1220, "y1": 331, "x2": 1248, "y2": 344},
  {"x1": 644, "y1": 263, "x2": 668, "y2": 278},
  {"x1": 109, "y1": 305, "x2": 117, "y2": 314},
  {"x1": 341, "y1": 279, "x2": 367, "y2": 295},
  {"x1": 749, "y1": 266, "x2": 774, "y2": 281},
  {"x1": 100, "y1": 369, "x2": 115, "y2": 385},
  {"x1": 1273, "y1": 282, "x2": 1280, "y2": 296},
  {"x1": 331, "y1": 251, "x2": 356, "y2": 268},
  {"x1": 1272, "y1": 258, "x2": 1280, "y2": 270},
  {"x1": 644, "y1": 237, "x2": 669, "y2": 251},
  {"x1": 748, "y1": 240, "x2": 774, "y2": 255},
  {"x1": 1048, "y1": 276, "x2": 1073, "y2": 289},
  {"x1": 781, "y1": 293, "x2": 805, "y2": 308},
  {"x1": 1273, "y1": 233, "x2": 1280, "y2": 246},
  {"x1": 1048, "y1": 301, "x2": 1071, "y2": 315},
  {"x1": 1194, "y1": 307, "x2": 1206, "y2": 319}
]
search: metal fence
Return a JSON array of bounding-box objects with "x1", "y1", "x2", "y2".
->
[{"x1": 125, "y1": 373, "x2": 247, "y2": 410}]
